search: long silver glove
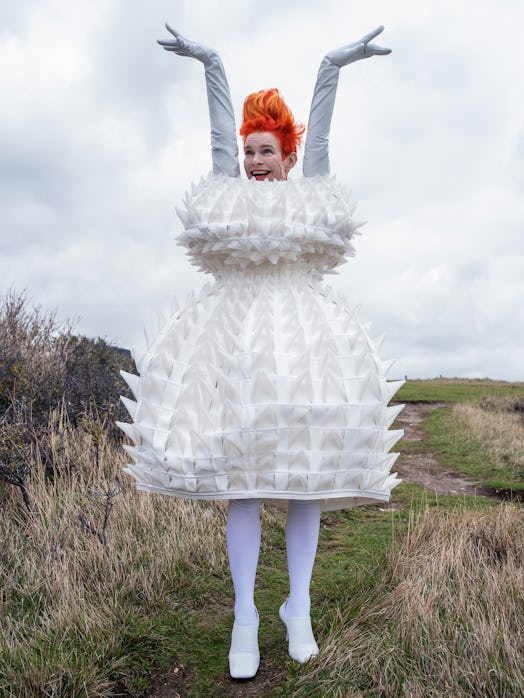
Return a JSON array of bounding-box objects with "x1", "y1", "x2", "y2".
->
[
  {"x1": 303, "y1": 27, "x2": 391, "y2": 177},
  {"x1": 158, "y1": 24, "x2": 240, "y2": 178}
]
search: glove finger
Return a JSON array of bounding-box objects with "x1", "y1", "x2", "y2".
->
[
  {"x1": 366, "y1": 43, "x2": 391, "y2": 55},
  {"x1": 164, "y1": 22, "x2": 181, "y2": 39},
  {"x1": 360, "y1": 25, "x2": 384, "y2": 44}
]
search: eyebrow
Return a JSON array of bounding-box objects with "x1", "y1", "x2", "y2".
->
[{"x1": 244, "y1": 141, "x2": 277, "y2": 150}]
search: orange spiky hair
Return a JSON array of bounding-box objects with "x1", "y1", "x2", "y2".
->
[{"x1": 240, "y1": 88, "x2": 305, "y2": 157}]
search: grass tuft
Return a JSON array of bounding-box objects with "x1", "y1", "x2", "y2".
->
[{"x1": 294, "y1": 504, "x2": 524, "y2": 698}]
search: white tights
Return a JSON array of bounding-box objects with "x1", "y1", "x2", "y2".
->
[{"x1": 226, "y1": 499, "x2": 321, "y2": 625}]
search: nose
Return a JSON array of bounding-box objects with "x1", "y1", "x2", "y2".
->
[{"x1": 253, "y1": 150, "x2": 264, "y2": 164}]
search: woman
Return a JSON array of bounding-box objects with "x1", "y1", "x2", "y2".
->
[{"x1": 119, "y1": 24, "x2": 402, "y2": 680}]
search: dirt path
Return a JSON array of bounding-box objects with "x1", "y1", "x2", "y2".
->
[
  {"x1": 394, "y1": 402, "x2": 490, "y2": 497},
  {"x1": 142, "y1": 662, "x2": 281, "y2": 698}
]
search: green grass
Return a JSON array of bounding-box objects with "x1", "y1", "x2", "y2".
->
[{"x1": 397, "y1": 377, "x2": 524, "y2": 403}]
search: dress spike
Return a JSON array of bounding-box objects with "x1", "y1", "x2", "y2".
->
[
  {"x1": 385, "y1": 380, "x2": 406, "y2": 403},
  {"x1": 120, "y1": 396, "x2": 138, "y2": 420},
  {"x1": 251, "y1": 372, "x2": 277, "y2": 403},
  {"x1": 190, "y1": 430, "x2": 212, "y2": 458},
  {"x1": 385, "y1": 403, "x2": 405, "y2": 428},
  {"x1": 120, "y1": 371, "x2": 140, "y2": 398},
  {"x1": 374, "y1": 333, "x2": 386, "y2": 352},
  {"x1": 116, "y1": 421, "x2": 137, "y2": 442},
  {"x1": 382, "y1": 429, "x2": 404, "y2": 452},
  {"x1": 223, "y1": 400, "x2": 244, "y2": 431},
  {"x1": 380, "y1": 358, "x2": 396, "y2": 377},
  {"x1": 157, "y1": 311, "x2": 167, "y2": 332},
  {"x1": 289, "y1": 371, "x2": 313, "y2": 403}
]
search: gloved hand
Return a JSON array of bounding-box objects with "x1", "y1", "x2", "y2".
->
[
  {"x1": 325, "y1": 26, "x2": 391, "y2": 67},
  {"x1": 158, "y1": 24, "x2": 218, "y2": 65}
]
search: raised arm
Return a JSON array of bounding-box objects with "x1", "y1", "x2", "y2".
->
[
  {"x1": 158, "y1": 24, "x2": 240, "y2": 177},
  {"x1": 303, "y1": 26, "x2": 391, "y2": 177}
]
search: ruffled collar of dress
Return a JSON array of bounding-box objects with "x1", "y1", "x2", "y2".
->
[{"x1": 177, "y1": 173, "x2": 363, "y2": 275}]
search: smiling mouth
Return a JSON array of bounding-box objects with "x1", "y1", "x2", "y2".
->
[{"x1": 252, "y1": 170, "x2": 271, "y2": 179}]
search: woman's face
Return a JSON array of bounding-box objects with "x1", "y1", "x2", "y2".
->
[{"x1": 243, "y1": 132, "x2": 297, "y2": 181}]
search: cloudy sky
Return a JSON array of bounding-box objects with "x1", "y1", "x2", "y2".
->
[{"x1": 1, "y1": 0, "x2": 523, "y2": 381}]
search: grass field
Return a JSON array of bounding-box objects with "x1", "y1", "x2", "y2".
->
[
  {"x1": 1, "y1": 378, "x2": 523, "y2": 697},
  {"x1": 396, "y1": 376, "x2": 524, "y2": 403}
]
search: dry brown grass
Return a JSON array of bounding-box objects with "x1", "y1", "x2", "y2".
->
[
  {"x1": 0, "y1": 414, "x2": 229, "y2": 697},
  {"x1": 451, "y1": 399, "x2": 524, "y2": 482},
  {"x1": 294, "y1": 505, "x2": 524, "y2": 698}
]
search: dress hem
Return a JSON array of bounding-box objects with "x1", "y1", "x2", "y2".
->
[{"x1": 131, "y1": 481, "x2": 398, "y2": 511}]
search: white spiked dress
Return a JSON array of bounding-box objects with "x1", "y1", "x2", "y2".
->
[{"x1": 118, "y1": 173, "x2": 403, "y2": 511}]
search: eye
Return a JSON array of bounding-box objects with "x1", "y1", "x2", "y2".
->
[{"x1": 262, "y1": 148, "x2": 274, "y2": 155}]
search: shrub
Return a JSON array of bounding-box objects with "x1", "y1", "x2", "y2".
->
[
  {"x1": 0, "y1": 288, "x2": 71, "y2": 419},
  {"x1": 63, "y1": 335, "x2": 135, "y2": 431},
  {"x1": 0, "y1": 289, "x2": 134, "y2": 506}
]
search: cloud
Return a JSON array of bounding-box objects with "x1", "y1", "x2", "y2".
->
[{"x1": 1, "y1": 0, "x2": 523, "y2": 380}]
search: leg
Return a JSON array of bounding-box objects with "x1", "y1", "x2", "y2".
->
[
  {"x1": 226, "y1": 498, "x2": 261, "y2": 678},
  {"x1": 280, "y1": 499, "x2": 321, "y2": 662},
  {"x1": 285, "y1": 499, "x2": 321, "y2": 617},
  {"x1": 226, "y1": 498, "x2": 262, "y2": 625}
]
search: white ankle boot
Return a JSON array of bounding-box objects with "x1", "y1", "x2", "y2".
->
[
  {"x1": 279, "y1": 601, "x2": 319, "y2": 663},
  {"x1": 228, "y1": 615, "x2": 260, "y2": 679}
]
